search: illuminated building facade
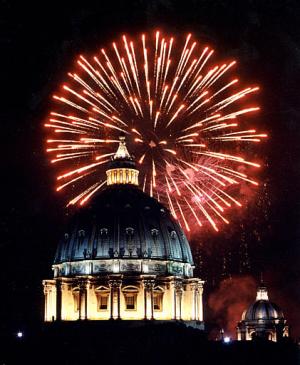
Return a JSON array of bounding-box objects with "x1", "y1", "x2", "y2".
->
[
  {"x1": 237, "y1": 282, "x2": 289, "y2": 342},
  {"x1": 43, "y1": 136, "x2": 204, "y2": 326}
]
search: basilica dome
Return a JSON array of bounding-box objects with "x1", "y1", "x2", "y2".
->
[
  {"x1": 53, "y1": 135, "x2": 194, "y2": 279},
  {"x1": 54, "y1": 184, "x2": 194, "y2": 277},
  {"x1": 43, "y1": 135, "x2": 203, "y2": 324}
]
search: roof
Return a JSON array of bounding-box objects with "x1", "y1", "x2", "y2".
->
[
  {"x1": 242, "y1": 285, "x2": 284, "y2": 322},
  {"x1": 54, "y1": 185, "x2": 194, "y2": 271},
  {"x1": 242, "y1": 300, "x2": 284, "y2": 321}
]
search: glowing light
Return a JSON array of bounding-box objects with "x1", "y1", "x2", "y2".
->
[{"x1": 46, "y1": 32, "x2": 267, "y2": 232}]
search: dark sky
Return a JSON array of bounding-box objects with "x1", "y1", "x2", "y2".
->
[{"x1": 1, "y1": 0, "x2": 300, "y2": 337}]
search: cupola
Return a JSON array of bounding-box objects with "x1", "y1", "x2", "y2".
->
[{"x1": 106, "y1": 134, "x2": 139, "y2": 186}]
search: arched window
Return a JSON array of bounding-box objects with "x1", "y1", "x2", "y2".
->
[
  {"x1": 125, "y1": 227, "x2": 134, "y2": 236},
  {"x1": 151, "y1": 228, "x2": 159, "y2": 238},
  {"x1": 100, "y1": 228, "x2": 108, "y2": 236},
  {"x1": 78, "y1": 230, "x2": 85, "y2": 237},
  {"x1": 167, "y1": 226, "x2": 177, "y2": 239},
  {"x1": 170, "y1": 230, "x2": 177, "y2": 239}
]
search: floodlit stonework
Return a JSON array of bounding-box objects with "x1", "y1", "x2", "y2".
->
[
  {"x1": 237, "y1": 283, "x2": 289, "y2": 342},
  {"x1": 43, "y1": 136, "x2": 204, "y2": 328}
]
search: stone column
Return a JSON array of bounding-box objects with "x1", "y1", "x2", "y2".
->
[
  {"x1": 190, "y1": 283, "x2": 197, "y2": 321},
  {"x1": 109, "y1": 280, "x2": 114, "y2": 320},
  {"x1": 78, "y1": 283, "x2": 82, "y2": 320},
  {"x1": 174, "y1": 280, "x2": 183, "y2": 320},
  {"x1": 108, "y1": 277, "x2": 122, "y2": 319},
  {"x1": 78, "y1": 279, "x2": 87, "y2": 320},
  {"x1": 143, "y1": 279, "x2": 155, "y2": 320},
  {"x1": 43, "y1": 284, "x2": 49, "y2": 321},
  {"x1": 197, "y1": 282, "x2": 204, "y2": 321},
  {"x1": 55, "y1": 280, "x2": 62, "y2": 321},
  {"x1": 150, "y1": 283, "x2": 154, "y2": 320},
  {"x1": 84, "y1": 280, "x2": 89, "y2": 320},
  {"x1": 143, "y1": 285, "x2": 147, "y2": 320},
  {"x1": 117, "y1": 281, "x2": 121, "y2": 320},
  {"x1": 178, "y1": 290, "x2": 182, "y2": 320},
  {"x1": 173, "y1": 285, "x2": 177, "y2": 320}
]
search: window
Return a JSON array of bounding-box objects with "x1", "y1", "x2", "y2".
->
[
  {"x1": 125, "y1": 227, "x2": 134, "y2": 236},
  {"x1": 153, "y1": 292, "x2": 163, "y2": 311},
  {"x1": 99, "y1": 295, "x2": 109, "y2": 310},
  {"x1": 123, "y1": 286, "x2": 139, "y2": 310},
  {"x1": 100, "y1": 228, "x2": 108, "y2": 236},
  {"x1": 151, "y1": 228, "x2": 159, "y2": 238},
  {"x1": 170, "y1": 230, "x2": 177, "y2": 239},
  {"x1": 78, "y1": 229, "x2": 85, "y2": 237},
  {"x1": 124, "y1": 293, "x2": 137, "y2": 310},
  {"x1": 96, "y1": 288, "x2": 110, "y2": 311}
]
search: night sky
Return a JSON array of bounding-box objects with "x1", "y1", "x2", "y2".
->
[{"x1": 1, "y1": 1, "x2": 300, "y2": 338}]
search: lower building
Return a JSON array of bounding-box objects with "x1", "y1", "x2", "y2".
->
[
  {"x1": 43, "y1": 274, "x2": 204, "y2": 322},
  {"x1": 237, "y1": 282, "x2": 289, "y2": 342}
]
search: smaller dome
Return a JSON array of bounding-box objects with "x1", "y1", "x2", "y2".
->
[
  {"x1": 242, "y1": 285, "x2": 284, "y2": 321},
  {"x1": 243, "y1": 301, "x2": 284, "y2": 321}
]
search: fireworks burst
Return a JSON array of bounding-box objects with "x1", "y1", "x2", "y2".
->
[{"x1": 45, "y1": 31, "x2": 267, "y2": 232}]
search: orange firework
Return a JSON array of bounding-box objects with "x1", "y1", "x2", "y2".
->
[{"x1": 45, "y1": 31, "x2": 267, "y2": 232}]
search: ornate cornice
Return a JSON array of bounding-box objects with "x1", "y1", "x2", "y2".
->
[{"x1": 52, "y1": 258, "x2": 194, "y2": 278}]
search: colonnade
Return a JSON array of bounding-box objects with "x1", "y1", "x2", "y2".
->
[{"x1": 43, "y1": 275, "x2": 204, "y2": 322}]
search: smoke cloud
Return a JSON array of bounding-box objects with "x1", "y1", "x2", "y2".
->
[{"x1": 208, "y1": 275, "x2": 257, "y2": 338}]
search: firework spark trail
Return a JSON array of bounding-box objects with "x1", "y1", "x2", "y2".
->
[{"x1": 45, "y1": 31, "x2": 267, "y2": 232}]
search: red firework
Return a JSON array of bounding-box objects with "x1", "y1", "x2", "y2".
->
[{"x1": 45, "y1": 31, "x2": 267, "y2": 232}]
